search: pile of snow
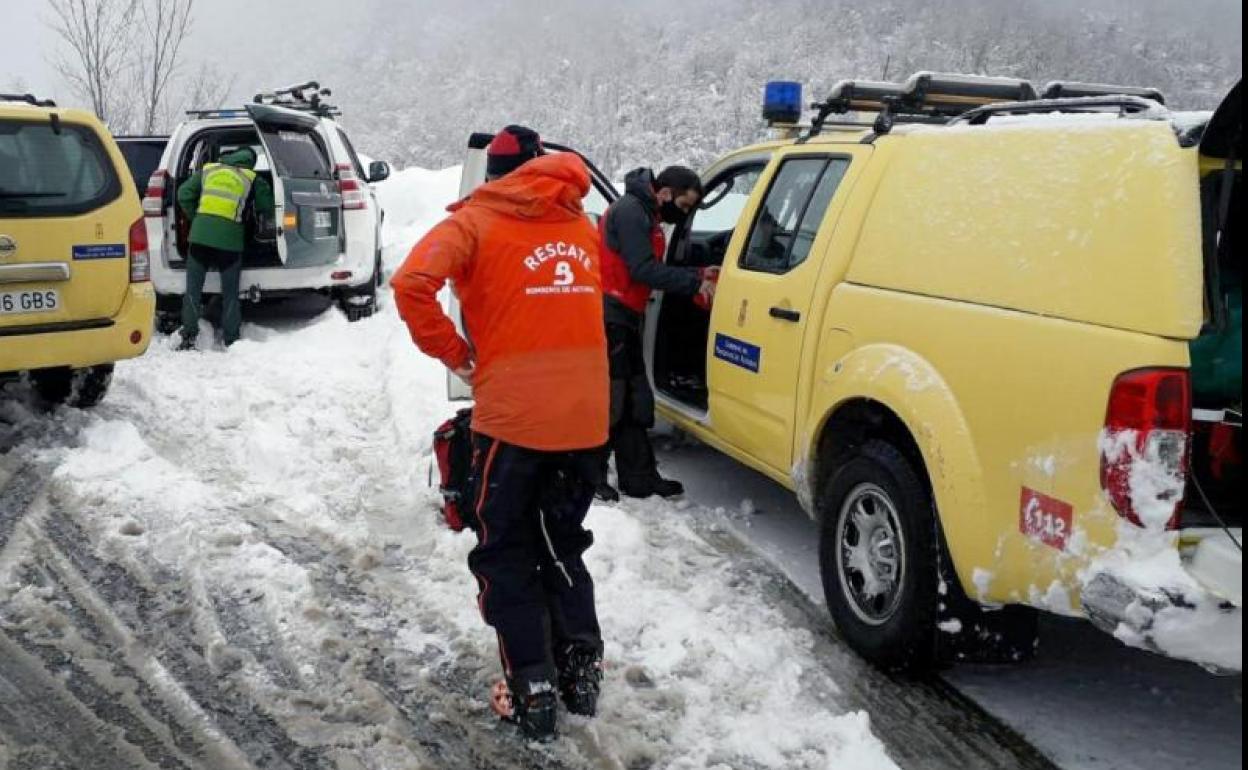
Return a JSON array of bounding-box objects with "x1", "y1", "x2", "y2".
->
[
  {"x1": 374, "y1": 165, "x2": 463, "y2": 271},
  {"x1": 5, "y1": 166, "x2": 899, "y2": 768}
]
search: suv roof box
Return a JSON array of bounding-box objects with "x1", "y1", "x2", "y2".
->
[
  {"x1": 1041, "y1": 81, "x2": 1165, "y2": 105},
  {"x1": 905, "y1": 72, "x2": 1038, "y2": 113},
  {"x1": 822, "y1": 80, "x2": 908, "y2": 114}
]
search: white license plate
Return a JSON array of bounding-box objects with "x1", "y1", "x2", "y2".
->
[
  {"x1": 314, "y1": 210, "x2": 332, "y2": 229},
  {"x1": 0, "y1": 289, "x2": 59, "y2": 316}
]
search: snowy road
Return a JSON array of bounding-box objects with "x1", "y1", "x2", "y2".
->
[
  {"x1": 2, "y1": 294, "x2": 1061, "y2": 770},
  {"x1": 658, "y1": 442, "x2": 1244, "y2": 770}
]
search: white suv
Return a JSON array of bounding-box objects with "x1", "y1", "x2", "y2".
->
[{"x1": 143, "y1": 84, "x2": 390, "y2": 325}]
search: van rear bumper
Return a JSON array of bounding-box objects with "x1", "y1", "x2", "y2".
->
[
  {"x1": 0, "y1": 284, "x2": 155, "y2": 374},
  {"x1": 1082, "y1": 528, "x2": 1242, "y2": 671}
]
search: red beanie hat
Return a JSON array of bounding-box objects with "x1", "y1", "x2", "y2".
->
[{"x1": 486, "y1": 125, "x2": 544, "y2": 178}]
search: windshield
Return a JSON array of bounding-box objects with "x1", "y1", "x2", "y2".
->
[{"x1": 0, "y1": 119, "x2": 121, "y2": 217}]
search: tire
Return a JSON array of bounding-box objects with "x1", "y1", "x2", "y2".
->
[
  {"x1": 818, "y1": 439, "x2": 941, "y2": 674},
  {"x1": 155, "y1": 294, "x2": 182, "y2": 335},
  {"x1": 338, "y1": 253, "x2": 381, "y2": 322},
  {"x1": 31, "y1": 365, "x2": 114, "y2": 409}
]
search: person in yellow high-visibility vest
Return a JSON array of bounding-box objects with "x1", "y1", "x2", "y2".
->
[{"x1": 175, "y1": 147, "x2": 274, "y2": 349}]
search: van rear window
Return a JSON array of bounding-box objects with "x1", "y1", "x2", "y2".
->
[
  {"x1": 259, "y1": 128, "x2": 331, "y2": 179},
  {"x1": 0, "y1": 119, "x2": 121, "y2": 217}
]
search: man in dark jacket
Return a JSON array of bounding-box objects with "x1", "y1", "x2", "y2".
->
[
  {"x1": 597, "y1": 166, "x2": 715, "y2": 500},
  {"x1": 175, "y1": 146, "x2": 274, "y2": 349}
]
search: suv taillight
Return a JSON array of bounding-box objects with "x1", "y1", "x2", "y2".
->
[
  {"x1": 129, "y1": 218, "x2": 150, "y2": 282},
  {"x1": 143, "y1": 170, "x2": 167, "y2": 217},
  {"x1": 1099, "y1": 368, "x2": 1191, "y2": 529},
  {"x1": 336, "y1": 163, "x2": 367, "y2": 211}
]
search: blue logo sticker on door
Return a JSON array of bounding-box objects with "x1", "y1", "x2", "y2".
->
[
  {"x1": 72, "y1": 244, "x2": 126, "y2": 260},
  {"x1": 714, "y1": 333, "x2": 761, "y2": 373}
]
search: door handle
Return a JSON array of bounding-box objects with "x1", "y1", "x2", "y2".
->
[{"x1": 769, "y1": 306, "x2": 801, "y2": 322}]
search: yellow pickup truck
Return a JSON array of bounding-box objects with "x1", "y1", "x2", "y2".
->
[
  {"x1": 1, "y1": 94, "x2": 154, "y2": 407},
  {"x1": 646, "y1": 74, "x2": 1242, "y2": 672}
]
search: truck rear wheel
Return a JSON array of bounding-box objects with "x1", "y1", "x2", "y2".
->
[
  {"x1": 31, "y1": 365, "x2": 114, "y2": 409},
  {"x1": 818, "y1": 439, "x2": 941, "y2": 674}
]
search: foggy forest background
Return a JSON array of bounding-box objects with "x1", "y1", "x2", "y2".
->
[{"x1": 20, "y1": 0, "x2": 1245, "y2": 175}]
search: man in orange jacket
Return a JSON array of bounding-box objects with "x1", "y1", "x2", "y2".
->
[{"x1": 391, "y1": 126, "x2": 608, "y2": 742}]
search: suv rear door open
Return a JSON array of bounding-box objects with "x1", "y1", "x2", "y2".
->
[
  {"x1": 246, "y1": 104, "x2": 341, "y2": 267},
  {"x1": 446, "y1": 133, "x2": 619, "y2": 400}
]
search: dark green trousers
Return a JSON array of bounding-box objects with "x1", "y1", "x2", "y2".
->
[{"x1": 182, "y1": 245, "x2": 242, "y2": 345}]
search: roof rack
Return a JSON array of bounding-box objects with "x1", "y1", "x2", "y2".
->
[
  {"x1": 1041, "y1": 81, "x2": 1165, "y2": 105},
  {"x1": 252, "y1": 80, "x2": 341, "y2": 118},
  {"x1": 809, "y1": 72, "x2": 1037, "y2": 136},
  {"x1": 184, "y1": 108, "x2": 252, "y2": 120},
  {"x1": 949, "y1": 95, "x2": 1166, "y2": 125},
  {"x1": 1, "y1": 93, "x2": 57, "y2": 108}
]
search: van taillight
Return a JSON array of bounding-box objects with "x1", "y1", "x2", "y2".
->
[
  {"x1": 1099, "y1": 368, "x2": 1191, "y2": 529},
  {"x1": 143, "y1": 170, "x2": 167, "y2": 217},
  {"x1": 129, "y1": 218, "x2": 150, "y2": 282},
  {"x1": 336, "y1": 163, "x2": 367, "y2": 211}
]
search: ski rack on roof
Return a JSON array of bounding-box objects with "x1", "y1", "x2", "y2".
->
[
  {"x1": 252, "y1": 81, "x2": 341, "y2": 119},
  {"x1": 806, "y1": 72, "x2": 1167, "y2": 137},
  {"x1": 1, "y1": 93, "x2": 57, "y2": 107},
  {"x1": 809, "y1": 72, "x2": 1037, "y2": 137}
]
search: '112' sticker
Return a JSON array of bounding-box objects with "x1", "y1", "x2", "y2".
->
[{"x1": 1019, "y1": 487, "x2": 1073, "y2": 551}]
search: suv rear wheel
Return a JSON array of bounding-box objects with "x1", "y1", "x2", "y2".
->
[
  {"x1": 31, "y1": 365, "x2": 114, "y2": 409},
  {"x1": 819, "y1": 439, "x2": 941, "y2": 674},
  {"x1": 338, "y1": 252, "x2": 382, "y2": 322}
]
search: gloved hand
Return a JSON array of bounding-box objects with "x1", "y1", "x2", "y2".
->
[{"x1": 693, "y1": 266, "x2": 720, "y2": 311}]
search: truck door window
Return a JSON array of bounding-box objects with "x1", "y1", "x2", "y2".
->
[{"x1": 741, "y1": 157, "x2": 849, "y2": 274}]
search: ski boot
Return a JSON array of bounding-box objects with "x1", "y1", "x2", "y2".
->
[
  {"x1": 556, "y1": 644, "x2": 604, "y2": 717},
  {"x1": 490, "y1": 678, "x2": 558, "y2": 742}
]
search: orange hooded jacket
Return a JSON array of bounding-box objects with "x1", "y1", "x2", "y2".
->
[{"x1": 391, "y1": 153, "x2": 609, "y2": 452}]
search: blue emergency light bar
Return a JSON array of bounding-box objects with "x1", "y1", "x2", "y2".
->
[{"x1": 763, "y1": 81, "x2": 803, "y2": 124}]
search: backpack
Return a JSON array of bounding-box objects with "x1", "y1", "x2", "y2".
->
[{"x1": 432, "y1": 408, "x2": 476, "y2": 532}]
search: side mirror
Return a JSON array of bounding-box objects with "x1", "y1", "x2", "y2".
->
[{"x1": 367, "y1": 160, "x2": 391, "y2": 183}]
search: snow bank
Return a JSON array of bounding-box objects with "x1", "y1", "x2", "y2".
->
[{"x1": 373, "y1": 165, "x2": 463, "y2": 271}]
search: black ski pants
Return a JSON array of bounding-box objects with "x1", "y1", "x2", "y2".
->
[
  {"x1": 603, "y1": 321, "x2": 661, "y2": 489},
  {"x1": 467, "y1": 433, "x2": 603, "y2": 686}
]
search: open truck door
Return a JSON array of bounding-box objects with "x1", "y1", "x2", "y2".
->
[
  {"x1": 445, "y1": 133, "x2": 619, "y2": 401},
  {"x1": 246, "y1": 103, "x2": 341, "y2": 267}
]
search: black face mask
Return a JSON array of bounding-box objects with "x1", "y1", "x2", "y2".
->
[{"x1": 659, "y1": 199, "x2": 689, "y2": 226}]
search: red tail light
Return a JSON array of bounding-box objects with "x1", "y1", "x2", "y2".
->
[
  {"x1": 1100, "y1": 368, "x2": 1191, "y2": 528},
  {"x1": 143, "y1": 170, "x2": 168, "y2": 217},
  {"x1": 129, "y1": 218, "x2": 150, "y2": 282},
  {"x1": 336, "y1": 163, "x2": 367, "y2": 211}
]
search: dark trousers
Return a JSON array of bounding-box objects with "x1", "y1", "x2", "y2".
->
[
  {"x1": 182, "y1": 244, "x2": 242, "y2": 345},
  {"x1": 467, "y1": 434, "x2": 603, "y2": 685},
  {"x1": 604, "y1": 322, "x2": 660, "y2": 489}
]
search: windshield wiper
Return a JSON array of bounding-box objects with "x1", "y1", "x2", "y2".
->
[{"x1": 0, "y1": 191, "x2": 68, "y2": 198}]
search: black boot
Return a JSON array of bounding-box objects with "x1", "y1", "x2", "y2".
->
[
  {"x1": 620, "y1": 476, "x2": 684, "y2": 499},
  {"x1": 493, "y1": 678, "x2": 558, "y2": 742},
  {"x1": 556, "y1": 644, "x2": 603, "y2": 717},
  {"x1": 594, "y1": 481, "x2": 620, "y2": 502}
]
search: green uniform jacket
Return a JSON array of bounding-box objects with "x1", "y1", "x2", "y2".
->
[{"x1": 177, "y1": 149, "x2": 275, "y2": 254}]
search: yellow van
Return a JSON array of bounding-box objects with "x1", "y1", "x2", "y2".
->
[
  {"x1": 1, "y1": 94, "x2": 154, "y2": 407},
  {"x1": 646, "y1": 74, "x2": 1242, "y2": 671}
]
